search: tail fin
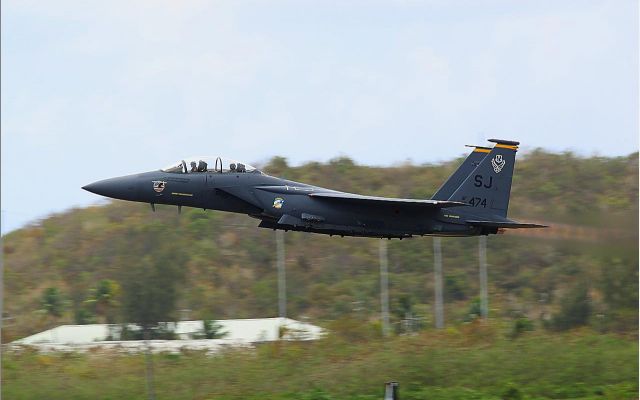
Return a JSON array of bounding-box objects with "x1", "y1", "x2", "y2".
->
[
  {"x1": 448, "y1": 139, "x2": 519, "y2": 218},
  {"x1": 431, "y1": 145, "x2": 490, "y2": 200}
]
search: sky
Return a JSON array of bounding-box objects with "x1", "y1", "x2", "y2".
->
[{"x1": 1, "y1": 0, "x2": 638, "y2": 234}]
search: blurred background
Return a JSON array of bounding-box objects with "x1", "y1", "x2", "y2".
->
[{"x1": 1, "y1": 1, "x2": 638, "y2": 399}]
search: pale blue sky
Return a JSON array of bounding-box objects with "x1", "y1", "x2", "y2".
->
[{"x1": 2, "y1": 0, "x2": 638, "y2": 233}]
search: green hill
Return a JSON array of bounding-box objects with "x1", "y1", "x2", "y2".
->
[{"x1": 3, "y1": 150, "x2": 638, "y2": 341}]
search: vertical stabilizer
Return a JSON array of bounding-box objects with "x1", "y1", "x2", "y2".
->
[
  {"x1": 432, "y1": 145, "x2": 490, "y2": 200},
  {"x1": 448, "y1": 139, "x2": 519, "y2": 217}
]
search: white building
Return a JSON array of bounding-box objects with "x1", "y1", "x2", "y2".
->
[{"x1": 10, "y1": 317, "x2": 324, "y2": 353}]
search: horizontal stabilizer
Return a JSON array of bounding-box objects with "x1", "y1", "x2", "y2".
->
[
  {"x1": 466, "y1": 220, "x2": 548, "y2": 229},
  {"x1": 309, "y1": 192, "x2": 468, "y2": 208}
]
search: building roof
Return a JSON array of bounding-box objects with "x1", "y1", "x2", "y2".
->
[{"x1": 12, "y1": 317, "x2": 324, "y2": 346}]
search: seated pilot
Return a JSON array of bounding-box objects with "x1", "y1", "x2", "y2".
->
[
  {"x1": 190, "y1": 161, "x2": 198, "y2": 172},
  {"x1": 229, "y1": 163, "x2": 237, "y2": 172},
  {"x1": 237, "y1": 163, "x2": 246, "y2": 172},
  {"x1": 197, "y1": 160, "x2": 207, "y2": 172}
]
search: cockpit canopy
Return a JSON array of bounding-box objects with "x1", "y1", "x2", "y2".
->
[{"x1": 161, "y1": 156, "x2": 260, "y2": 174}]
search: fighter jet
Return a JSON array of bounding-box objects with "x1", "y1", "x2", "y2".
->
[{"x1": 83, "y1": 139, "x2": 546, "y2": 238}]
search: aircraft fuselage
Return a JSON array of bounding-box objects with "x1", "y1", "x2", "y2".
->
[{"x1": 84, "y1": 170, "x2": 480, "y2": 238}]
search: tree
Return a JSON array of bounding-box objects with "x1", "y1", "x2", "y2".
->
[
  {"x1": 121, "y1": 257, "x2": 182, "y2": 336},
  {"x1": 117, "y1": 226, "x2": 187, "y2": 400},
  {"x1": 465, "y1": 297, "x2": 482, "y2": 322},
  {"x1": 264, "y1": 156, "x2": 289, "y2": 177},
  {"x1": 40, "y1": 287, "x2": 66, "y2": 330},
  {"x1": 74, "y1": 308, "x2": 96, "y2": 325},
  {"x1": 549, "y1": 282, "x2": 591, "y2": 331},
  {"x1": 445, "y1": 273, "x2": 468, "y2": 301},
  {"x1": 598, "y1": 258, "x2": 638, "y2": 331},
  {"x1": 120, "y1": 224, "x2": 187, "y2": 338},
  {"x1": 41, "y1": 287, "x2": 64, "y2": 319},
  {"x1": 198, "y1": 319, "x2": 228, "y2": 339},
  {"x1": 86, "y1": 279, "x2": 120, "y2": 324}
]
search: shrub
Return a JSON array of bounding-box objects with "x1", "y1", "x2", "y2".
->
[{"x1": 549, "y1": 282, "x2": 591, "y2": 331}]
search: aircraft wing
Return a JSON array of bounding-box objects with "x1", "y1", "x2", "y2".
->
[
  {"x1": 466, "y1": 220, "x2": 548, "y2": 229},
  {"x1": 308, "y1": 191, "x2": 468, "y2": 208}
]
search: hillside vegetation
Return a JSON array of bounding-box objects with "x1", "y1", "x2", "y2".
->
[{"x1": 3, "y1": 150, "x2": 638, "y2": 341}]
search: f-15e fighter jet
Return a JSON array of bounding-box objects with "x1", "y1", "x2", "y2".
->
[{"x1": 83, "y1": 139, "x2": 546, "y2": 238}]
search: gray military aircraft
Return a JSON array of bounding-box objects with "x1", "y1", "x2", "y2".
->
[{"x1": 83, "y1": 139, "x2": 546, "y2": 238}]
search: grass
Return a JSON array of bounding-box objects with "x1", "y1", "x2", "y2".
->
[{"x1": 3, "y1": 327, "x2": 637, "y2": 400}]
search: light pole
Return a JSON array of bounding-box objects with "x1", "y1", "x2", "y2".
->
[
  {"x1": 144, "y1": 328, "x2": 156, "y2": 400},
  {"x1": 433, "y1": 237, "x2": 444, "y2": 329},
  {"x1": 276, "y1": 230, "x2": 286, "y2": 320},
  {"x1": 479, "y1": 235, "x2": 488, "y2": 320},
  {"x1": 379, "y1": 239, "x2": 390, "y2": 337}
]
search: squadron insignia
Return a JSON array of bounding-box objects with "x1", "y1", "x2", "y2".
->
[
  {"x1": 152, "y1": 180, "x2": 167, "y2": 193},
  {"x1": 491, "y1": 154, "x2": 505, "y2": 173},
  {"x1": 273, "y1": 197, "x2": 284, "y2": 209}
]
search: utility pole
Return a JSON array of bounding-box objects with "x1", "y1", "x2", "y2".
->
[
  {"x1": 144, "y1": 213, "x2": 156, "y2": 400},
  {"x1": 276, "y1": 230, "x2": 286, "y2": 319},
  {"x1": 479, "y1": 235, "x2": 488, "y2": 320},
  {"x1": 433, "y1": 237, "x2": 444, "y2": 329},
  {"x1": 144, "y1": 328, "x2": 156, "y2": 400},
  {"x1": 379, "y1": 239, "x2": 390, "y2": 337}
]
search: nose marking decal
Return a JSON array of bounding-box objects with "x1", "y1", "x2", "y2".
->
[
  {"x1": 273, "y1": 197, "x2": 284, "y2": 209},
  {"x1": 152, "y1": 180, "x2": 167, "y2": 193}
]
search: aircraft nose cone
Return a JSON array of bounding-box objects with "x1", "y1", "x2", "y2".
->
[
  {"x1": 82, "y1": 176, "x2": 139, "y2": 200},
  {"x1": 82, "y1": 182, "x2": 103, "y2": 194}
]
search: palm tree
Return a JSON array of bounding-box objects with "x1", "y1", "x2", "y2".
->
[
  {"x1": 86, "y1": 279, "x2": 120, "y2": 324},
  {"x1": 41, "y1": 287, "x2": 64, "y2": 328}
]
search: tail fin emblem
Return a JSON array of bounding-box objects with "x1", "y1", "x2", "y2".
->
[{"x1": 491, "y1": 154, "x2": 505, "y2": 173}]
